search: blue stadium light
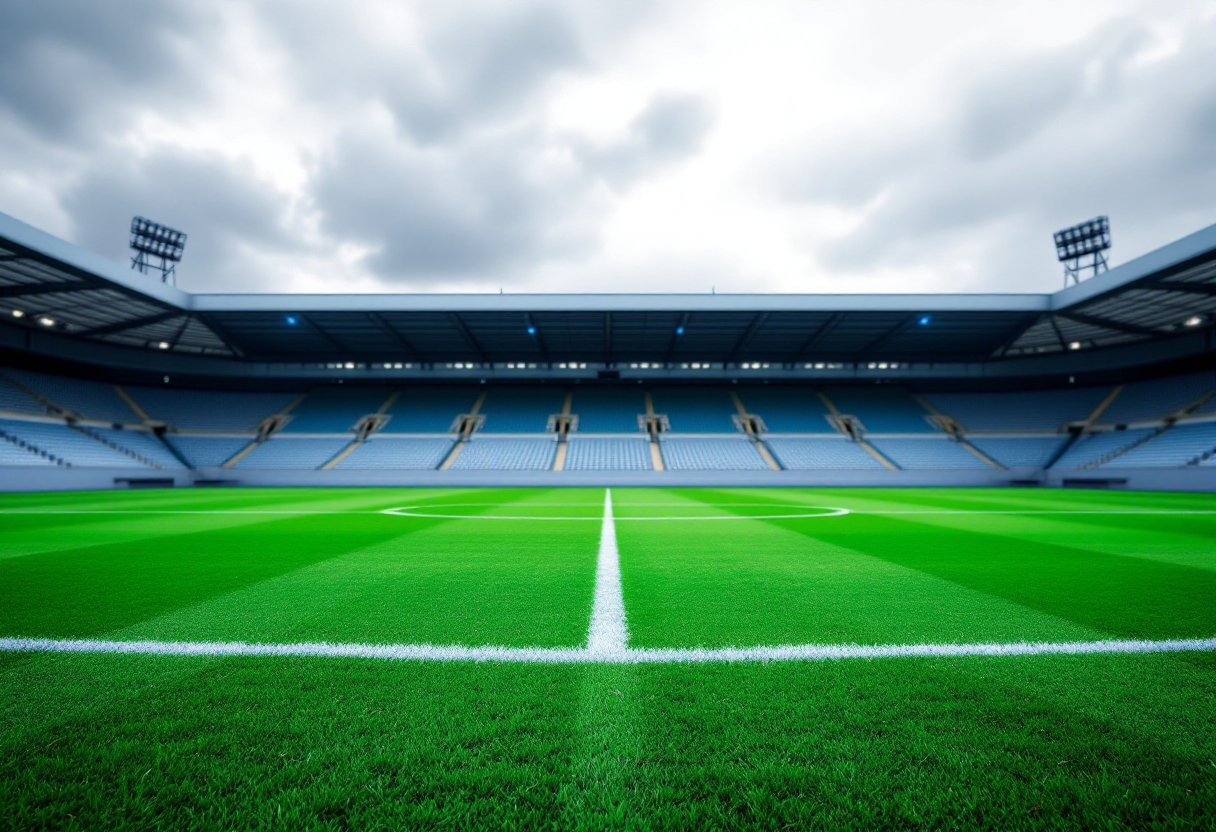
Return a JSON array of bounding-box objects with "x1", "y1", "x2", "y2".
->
[
  {"x1": 919, "y1": 316, "x2": 931, "y2": 325},
  {"x1": 527, "y1": 326, "x2": 536, "y2": 335},
  {"x1": 676, "y1": 326, "x2": 685, "y2": 335},
  {"x1": 286, "y1": 315, "x2": 298, "y2": 325}
]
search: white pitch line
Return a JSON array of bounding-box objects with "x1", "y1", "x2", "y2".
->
[
  {"x1": 0, "y1": 636, "x2": 1212, "y2": 664},
  {"x1": 586, "y1": 488, "x2": 629, "y2": 658}
]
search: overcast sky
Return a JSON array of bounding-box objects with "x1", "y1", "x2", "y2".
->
[{"x1": 1, "y1": 0, "x2": 1214, "y2": 295}]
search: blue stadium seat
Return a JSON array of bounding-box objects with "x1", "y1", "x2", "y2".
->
[
  {"x1": 128, "y1": 388, "x2": 298, "y2": 431},
  {"x1": 5, "y1": 369, "x2": 140, "y2": 424},
  {"x1": 660, "y1": 437, "x2": 768, "y2": 470},
  {"x1": 236, "y1": 437, "x2": 352, "y2": 468},
  {"x1": 572, "y1": 388, "x2": 646, "y2": 433},
  {"x1": 382, "y1": 387, "x2": 480, "y2": 433},
  {"x1": 1107, "y1": 422, "x2": 1216, "y2": 467},
  {"x1": 650, "y1": 387, "x2": 738, "y2": 433},
  {"x1": 451, "y1": 438, "x2": 557, "y2": 470},
  {"x1": 869, "y1": 438, "x2": 991, "y2": 469},
  {"x1": 565, "y1": 438, "x2": 652, "y2": 470},
  {"x1": 0, "y1": 375, "x2": 48, "y2": 415},
  {"x1": 735, "y1": 387, "x2": 835, "y2": 433},
  {"x1": 925, "y1": 388, "x2": 1110, "y2": 432},
  {"x1": 1098, "y1": 372, "x2": 1216, "y2": 424},
  {"x1": 0, "y1": 419, "x2": 148, "y2": 467},
  {"x1": 966, "y1": 436, "x2": 1067, "y2": 468},
  {"x1": 95, "y1": 428, "x2": 186, "y2": 468},
  {"x1": 166, "y1": 435, "x2": 254, "y2": 467},
  {"x1": 823, "y1": 388, "x2": 936, "y2": 433},
  {"x1": 766, "y1": 438, "x2": 884, "y2": 469},
  {"x1": 281, "y1": 389, "x2": 392, "y2": 433},
  {"x1": 480, "y1": 388, "x2": 565, "y2": 433},
  {"x1": 1051, "y1": 429, "x2": 1155, "y2": 469},
  {"x1": 336, "y1": 437, "x2": 454, "y2": 469}
]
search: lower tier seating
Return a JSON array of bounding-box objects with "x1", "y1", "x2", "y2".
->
[
  {"x1": 870, "y1": 438, "x2": 991, "y2": 470},
  {"x1": 660, "y1": 438, "x2": 769, "y2": 470},
  {"x1": 966, "y1": 436, "x2": 1066, "y2": 468},
  {"x1": 95, "y1": 428, "x2": 186, "y2": 469},
  {"x1": 1107, "y1": 422, "x2": 1216, "y2": 467},
  {"x1": 451, "y1": 438, "x2": 557, "y2": 470},
  {"x1": 236, "y1": 437, "x2": 352, "y2": 469},
  {"x1": 0, "y1": 420, "x2": 146, "y2": 467},
  {"x1": 166, "y1": 436, "x2": 254, "y2": 467},
  {"x1": 336, "y1": 437, "x2": 454, "y2": 469},
  {"x1": 1052, "y1": 429, "x2": 1155, "y2": 469},
  {"x1": 765, "y1": 438, "x2": 884, "y2": 469},
  {"x1": 565, "y1": 438, "x2": 653, "y2": 470}
]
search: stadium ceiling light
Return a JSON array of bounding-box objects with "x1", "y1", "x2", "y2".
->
[
  {"x1": 676, "y1": 326, "x2": 685, "y2": 335},
  {"x1": 1068, "y1": 341, "x2": 1082, "y2": 350},
  {"x1": 157, "y1": 341, "x2": 170, "y2": 349},
  {"x1": 919, "y1": 316, "x2": 931, "y2": 325},
  {"x1": 11, "y1": 309, "x2": 23, "y2": 318},
  {"x1": 286, "y1": 315, "x2": 298, "y2": 325},
  {"x1": 38, "y1": 316, "x2": 54, "y2": 326},
  {"x1": 527, "y1": 326, "x2": 536, "y2": 335},
  {"x1": 1184, "y1": 315, "x2": 1203, "y2": 327}
]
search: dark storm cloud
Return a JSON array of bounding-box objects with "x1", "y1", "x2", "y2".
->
[
  {"x1": 62, "y1": 148, "x2": 293, "y2": 291},
  {"x1": 779, "y1": 16, "x2": 1216, "y2": 290},
  {"x1": 0, "y1": 2, "x2": 214, "y2": 139}
]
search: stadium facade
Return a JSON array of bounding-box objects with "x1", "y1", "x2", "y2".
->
[{"x1": 0, "y1": 210, "x2": 1212, "y2": 492}]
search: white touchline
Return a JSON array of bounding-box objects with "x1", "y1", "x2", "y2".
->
[
  {"x1": 586, "y1": 488, "x2": 629, "y2": 657},
  {"x1": 0, "y1": 636, "x2": 1212, "y2": 664}
]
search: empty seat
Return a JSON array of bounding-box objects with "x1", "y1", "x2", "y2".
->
[
  {"x1": 967, "y1": 436, "x2": 1066, "y2": 468},
  {"x1": 869, "y1": 438, "x2": 991, "y2": 469},
  {"x1": 565, "y1": 438, "x2": 653, "y2": 470},
  {"x1": 660, "y1": 438, "x2": 768, "y2": 470},
  {"x1": 236, "y1": 437, "x2": 352, "y2": 468},
  {"x1": 167, "y1": 435, "x2": 254, "y2": 467},
  {"x1": 451, "y1": 438, "x2": 557, "y2": 470},
  {"x1": 766, "y1": 438, "x2": 884, "y2": 469},
  {"x1": 335, "y1": 437, "x2": 454, "y2": 469}
]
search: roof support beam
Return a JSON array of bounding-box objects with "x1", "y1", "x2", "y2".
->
[
  {"x1": 603, "y1": 313, "x2": 612, "y2": 365},
  {"x1": 447, "y1": 313, "x2": 489, "y2": 364},
  {"x1": 1139, "y1": 281, "x2": 1216, "y2": 296},
  {"x1": 193, "y1": 314, "x2": 246, "y2": 358},
  {"x1": 524, "y1": 313, "x2": 549, "y2": 362},
  {"x1": 795, "y1": 313, "x2": 844, "y2": 359},
  {"x1": 1057, "y1": 311, "x2": 1161, "y2": 338},
  {"x1": 77, "y1": 310, "x2": 180, "y2": 337},
  {"x1": 665, "y1": 312, "x2": 690, "y2": 361},
  {"x1": 368, "y1": 313, "x2": 421, "y2": 360},
  {"x1": 727, "y1": 312, "x2": 768, "y2": 364},
  {"x1": 859, "y1": 314, "x2": 917, "y2": 355},
  {"x1": 0, "y1": 281, "x2": 94, "y2": 298},
  {"x1": 296, "y1": 313, "x2": 347, "y2": 352},
  {"x1": 1047, "y1": 314, "x2": 1069, "y2": 351}
]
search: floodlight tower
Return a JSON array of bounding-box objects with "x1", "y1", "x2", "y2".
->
[
  {"x1": 129, "y1": 217, "x2": 187, "y2": 285},
  {"x1": 1054, "y1": 216, "x2": 1110, "y2": 287}
]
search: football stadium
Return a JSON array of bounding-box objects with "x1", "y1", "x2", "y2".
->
[{"x1": 0, "y1": 201, "x2": 1214, "y2": 828}]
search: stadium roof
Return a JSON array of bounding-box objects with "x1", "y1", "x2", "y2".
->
[{"x1": 0, "y1": 210, "x2": 1213, "y2": 367}]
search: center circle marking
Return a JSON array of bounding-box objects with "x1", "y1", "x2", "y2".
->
[{"x1": 380, "y1": 503, "x2": 851, "y2": 521}]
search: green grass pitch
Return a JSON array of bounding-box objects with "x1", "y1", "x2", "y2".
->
[{"x1": 1, "y1": 486, "x2": 1214, "y2": 829}]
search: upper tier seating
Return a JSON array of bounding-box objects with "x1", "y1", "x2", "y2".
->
[
  {"x1": 451, "y1": 438, "x2": 557, "y2": 470},
  {"x1": 0, "y1": 420, "x2": 147, "y2": 467},
  {"x1": 236, "y1": 437, "x2": 352, "y2": 468},
  {"x1": 735, "y1": 387, "x2": 835, "y2": 433},
  {"x1": 281, "y1": 389, "x2": 392, "y2": 433},
  {"x1": 660, "y1": 437, "x2": 769, "y2": 470},
  {"x1": 565, "y1": 438, "x2": 653, "y2": 470},
  {"x1": 651, "y1": 387, "x2": 738, "y2": 433},
  {"x1": 5, "y1": 369, "x2": 139, "y2": 424},
  {"x1": 335, "y1": 437, "x2": 454, "y2": 469},
  {"x1": 480, "y1": 387, "x2": 565, "y2": 432},
  {"x1": 765, "y1": 437, "x2": 885, "y2": 469},
  {"x1": 1107, "y1": 422, "x2": 1216, "y2": 467},
  {"x1": 166, "y1": 435, "x2": 253, "y2": 467},
  {"x1": 1097, "y1": 372, "x2": 1216, "y2": 424},
  {"x1": 127, "y1": 388, "x2": 298, "y2": 431},
  {"x1": 966, "y1": 436, "x2": 1067, "y2": 468},
  {"x1": 869, "y1": 438, "x2": 991, "y2": 469},
  {"x1": 824, "y1": 388, "x2": 935, "y2": 433},
  {"x1": 0, "y1": 375, "x2": 47, "y2": 415},
  {"x1": 382, "y1": 387, "x2": 479, "y2": 433},
  {"x1": 94, "y1": 428, "x2": 186, "y2": 468},
  {"x1": 571, "y1": 388, "x2": 645, "y2": 433},
  {"x1": 1051, "y1": 429, "x2": 1155, "y2": 469},
  {"x1": 925, "y1": 387, "x2": 1111, "y2": 432}
]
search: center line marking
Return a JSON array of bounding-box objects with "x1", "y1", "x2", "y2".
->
[{"x1": 586, "y1": 488, "x2": 629, "y2": 658}]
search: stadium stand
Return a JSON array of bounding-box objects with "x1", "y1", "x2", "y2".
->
[
  {"x1": 736, "y1": 387, "x2": 835, "y2": 433},
  {"x1": 1051, "y1": 428, "x2": 1155, "y2": 469},
  {"x1": 127, "y1": 388, "x2": 298, "y2": 431},
  {"x1": 4, "y1": 369, "x2": 139, "y2": 424},
  {"x1": 382, "y1": 387, "x2": 479, "y2": 433},
  {"x1": 660, "y1": 437, "x2": 769, "y2": 470},
  {"x1": 824, "y1": 388, "x2": 935, "y2": 433},
  {"x1": 0, "y1": 425, "x2": 57, "y2": 465},
  {"x1": 335, "y1": 437, "x2": 454, "y2": 469},
  {"x1": 235, "y1": 437, "x2": 352, "y2": 469},
  {"x1": 94, "y1": 428, "x2": 186, "y2": 469},
  {"x1": 765, "y1": 437, "x2": 885, "y2": 469},
  {"x1": 0, "y1": 375, "x2": 47, "y2": 415},
  {"x1": 924, "y1": 387, "x2": 1112, "y2": 432},
  {"x1": 166, "y1": 436, "x2": 254, "y2": 468},
  {"x1": 0, "y1": 419, "x2": 147, "y2": 467},
  {"x1": 280, "y1": 388, "x2": 390, "y2": 433},
  {"x1": 480, "y1": 387, "x2": 565, "y2": 432},
  {"x1": 650, "y1": 387, "x2": 738, "y2": 433},
  {"x1": 966, "y1": 436, "x2": 1067, "y2": 468},
  {"x1": 571, "y1": 388, "x2": 646, "y2": 433},
  {"x1": 1097, "y1": 372, "x2": 1216, "y2": 424},
  {"x1": 1109, "y1": 422, "x2": 1216, "y2": 467},
  {"x1": 451, "y1": 438, "x2": 557, "y2": 470},
  {"x1": 564, "y1": 437, "x2": 653, "y2": 470},
  {"x1": 870, "y1": 438, "x2": 991, "y2": 469}
]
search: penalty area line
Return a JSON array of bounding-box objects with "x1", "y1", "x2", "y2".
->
[{"x1": 1, "y1": 636, "x2": 1212, "y2": 665}]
